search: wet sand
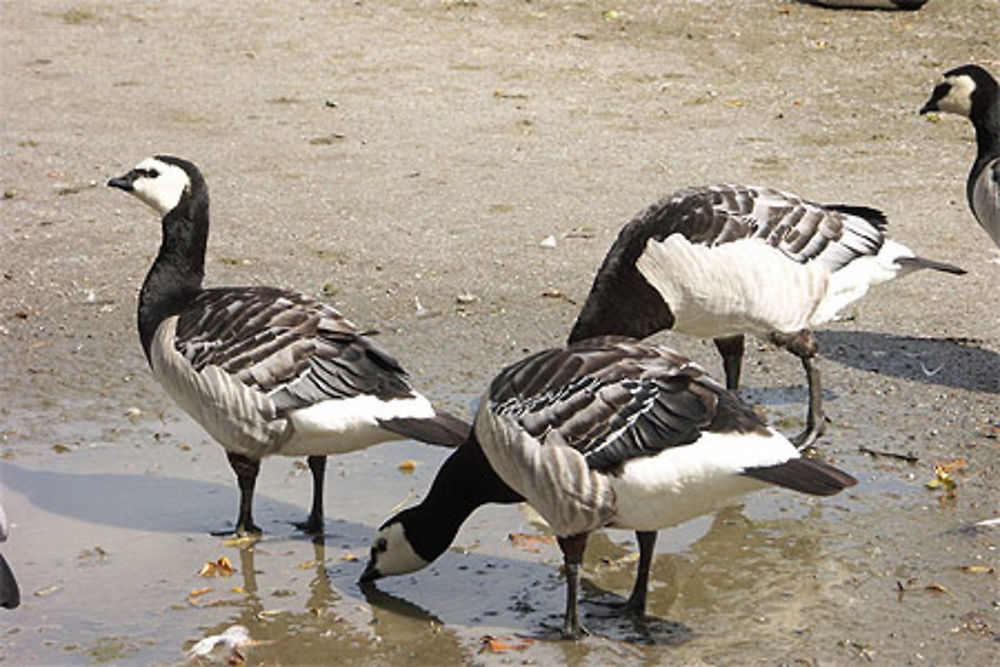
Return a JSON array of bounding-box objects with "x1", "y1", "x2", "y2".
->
[{"x1": 1, "y1": 1, "x2": 998, "y2": 664}]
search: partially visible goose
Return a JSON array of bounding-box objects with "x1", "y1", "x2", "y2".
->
[
  {"x1": 361, "y1": 336, "x2": 856, "y2": 639},
  {"x1": 0, "y1": 503, "x2": 19, "y2": 610},
  {"x1": 568, "y1": 185, "x2": 966, "y2": 446},
  {"x1": 108, "y1": 155, "x2": 469, "y2": 535},
  {"x1": 921, "y1": 64, "x2": 1000, "y2": 248}
]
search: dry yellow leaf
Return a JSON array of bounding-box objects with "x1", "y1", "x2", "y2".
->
[
  {"x1": 508, "y1": 533, "x2": 556, "y2": 553},
  {"x1": 397, "y1": 460, "x2": 417, "y2": 473}
]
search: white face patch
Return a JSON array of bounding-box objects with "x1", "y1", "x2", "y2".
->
[
  {"x1": 367, "y1": 521, "x2": 429, "y2": 578},
  {"x1": 934, "y1": 74, "x2": 976, "y2": 118},
  {"x1": 129, "y1": 157, "x2": 190, "y2": 215}
]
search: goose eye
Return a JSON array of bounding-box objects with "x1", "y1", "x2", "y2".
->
[{"x1": 375, "y1": 537, "x2": 387, "y2": 553}]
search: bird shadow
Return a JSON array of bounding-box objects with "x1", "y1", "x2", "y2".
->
[
  {"x1": 815, "y1": 330, "x2": 1000, "y2": 394},
  {"x1": 0, "y1": 461, "x2": 335, "y2": 535}
]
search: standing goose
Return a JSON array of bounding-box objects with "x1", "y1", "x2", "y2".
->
[
  {"x1": 361, "y1": 336, "x2": 856, "y2": 639},
  {"x1": 568, "y1": 185, "x2": 966, "y2": 447},
  {"x1": 108, "y1": 155, "x2": 469, "y2": 535},
  {"x1": 921, "y1": 64, "x2": 1000, "y2": 248}
]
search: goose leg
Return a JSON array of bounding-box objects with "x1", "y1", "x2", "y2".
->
[
  {"x1": 770, "y1": 330, "x2": 826, "y2": 447},
  {"x1": 713, "y1": 335, "x2": 746, "y2": 391},
  {"x1": 293, "y1": 455, "x2": 326, "y2": 534},
  {"x1": 623, "y1": 530, "x2": 657, "y2": 615},
  {"x1": 557, "y1": 533, "x2": 590, "y2": 640},
  {"x1": 214, "y1": 451, "x2": 262, "y2": 536}
]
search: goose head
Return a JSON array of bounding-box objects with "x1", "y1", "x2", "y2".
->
[{"x1": 108, "y1": 155, "x2": 205, "y2": 217}]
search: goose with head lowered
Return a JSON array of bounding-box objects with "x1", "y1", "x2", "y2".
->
[
  {"x1": 921, "y1": 64, "x2": 1000, "y2": 249},
  {"x1": 361, "y1": 336, "x2": 856, "y2": 639},
  {"x1": 108, "y1": 155, "x2": 469, "y2": 535},
  {"x1": 568, "y1": 185, "x2": 966, "y2": 447}
]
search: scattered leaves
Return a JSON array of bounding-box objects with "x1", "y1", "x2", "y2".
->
[
  {"x1": 187, "y1": 587, "x2": 214, "y2": 605},
  {"x1": 479, "y1": 635, "x2": 534, "y2": 653},
  {"x1": 297, "y1": 559, "x2": 322, "y2": 569},
  {"x1": 540, "y1": 288, "x2": 577, "y2": 305},
  {"x1": 508, "y1": 533, "x2": 556, "y2": 553},
  {"x1": 34, "y1": 585, "x2": 61, "y2": 597},
  {"x1": 198, "y1": 556, "x2": 237, "y2": 577},
  {"x1": 308, "y1": 134, "x2": 345, "y2": 145},
  {"x1": 493, "y1": 89, "x2": 528, "y2": 100},
  {"x1": 926, "y1": 460, "x2": 964, "y2": 500},
  {"x1": 925, "y1": 581, "x2": 952, "y2": 595},
  {"x1": 222, "y1": 535, "x2": 258, "y2": 548}
]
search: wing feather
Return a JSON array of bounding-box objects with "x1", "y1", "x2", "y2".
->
[
  {"x1": 489, "y1": 337, "x2": 768, "y2": 472},
  {"x1": 173, "y1": 287, "x2": 416, "y2": 414}
]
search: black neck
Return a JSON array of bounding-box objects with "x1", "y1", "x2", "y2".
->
[
  {"x1": 137, "y1": 195, "x2": 209, "y2": 362},
  {"x1": 568, "y1": 203, "x2": 679, "y2": 344},
  {"x1": 971, "y1": 101, "x2": 1000, "y2": 171},
  {"x1": 401, "y1": 434, "x2": 522, "y2": 563}
]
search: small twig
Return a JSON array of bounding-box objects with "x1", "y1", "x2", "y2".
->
[{"x1": 859, "y1": 445, "x2": 919, "y2": 463}]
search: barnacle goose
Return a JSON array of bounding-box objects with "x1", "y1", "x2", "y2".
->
[
  {"x1": 567, "y1": 185, "x2": 966, "y2": 447},
  {"x1": 108, "y1": 155, "x2": 469, "y2": 535},
  {"x1": 361, "y1": 336, "x2": 856, "y2": 639},
  {"x1": 921, "y1": 64, "x2": 1000, "y2": 249},
  {"x1": 0, "y1": 503, "x2": 19, "y2": 610}
]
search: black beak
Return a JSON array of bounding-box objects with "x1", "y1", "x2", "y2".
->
[
  {"x1": 359, "y1": 559, "x2": 382, "y2": 584},
  {"x1": 107, "y1": 170, "x2": 137, "y2": 191},
  {"x1": 918, "y1": 100, "x2": 937, "y2": 115}
]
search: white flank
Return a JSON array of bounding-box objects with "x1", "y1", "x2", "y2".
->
[
  {"x1": 636, "y1": 234, "x2": 829, "y2": 337},
  {"x1": 369, "y1": 521, "x2": 430, "y2": 577},
  {"x1": 284, "y1": 393, "x2": 436, "y2": 456},
  {"x1": 610, "y1": 429, "x2": 799, "y2": 531},
  {"x1": 151, "y1": 317, "x2": 434, "y2": 458},
  {"x1": 130, "y1": 157, "x2": 189, "y2": 215}
]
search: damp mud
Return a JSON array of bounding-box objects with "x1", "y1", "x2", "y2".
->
[{"x1": 1, "y1": 1, "x2": 998, "y2": 664}]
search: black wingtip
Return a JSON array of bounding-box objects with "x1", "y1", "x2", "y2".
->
[
  {"x1": 743, "y1": 457, "x2": 857, "y2": 496},
  {"x1": 896, "y1": 256, "x2": 967, "y2": 275},
  {"x1": 379, "y1": 411, "x2": 472, "y2": 448}
]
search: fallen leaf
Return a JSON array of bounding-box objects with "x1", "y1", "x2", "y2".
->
[
  {"x1": 397, "y1": 460, "x2": 417, "y2": 474},
  {"x1": 222, "y1": 535, "x2": 258, "y2": 548},
  {"x1": 479, "y1": 634, "x2": 534, "y2": 653},
  {"x1": 959, "y1": 564, "x2": 995, "y2": 575},
  {"x1": 936, "y1": 458, "x2": 967, "y2": 473},
  {"x1": 297, "y1": 559, "x2": 321, "y2": 569},
  {"x1": 33, "y1": 585, "x2": 61, "y2": 597},
  {"x1": 925, "y1": 581, "x2": 951, "y2": 594},
  {"x1": 341, "y1": 552, "x2": 359, "y2": 562},
  {"x1": 508, "y1": 533, "x2": 556, "y2": 553},
  {"x1": 199, "y1": 556, "x2": 237, "y2": 577}
]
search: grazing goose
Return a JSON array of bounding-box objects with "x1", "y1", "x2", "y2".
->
[
  {"x1": 0, "y1": 503, "x2": 19, "y2": 610},
  {"x1": 567, "y1": 185, "x2": 966, "y2": 447},
  {"x1": 921, "y1": 64, "x2": 1000, "y2": 248},
  {"x1": 108, "y1": 155, "x2": 469, "y2": 535},
  {"x1": 361, "y1": 336, "x2": 856, "y2": 639}
]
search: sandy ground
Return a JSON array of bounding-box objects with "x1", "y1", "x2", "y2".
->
[{"x1": 1, "y1": 0, "x2": 998, "y2": 664}]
